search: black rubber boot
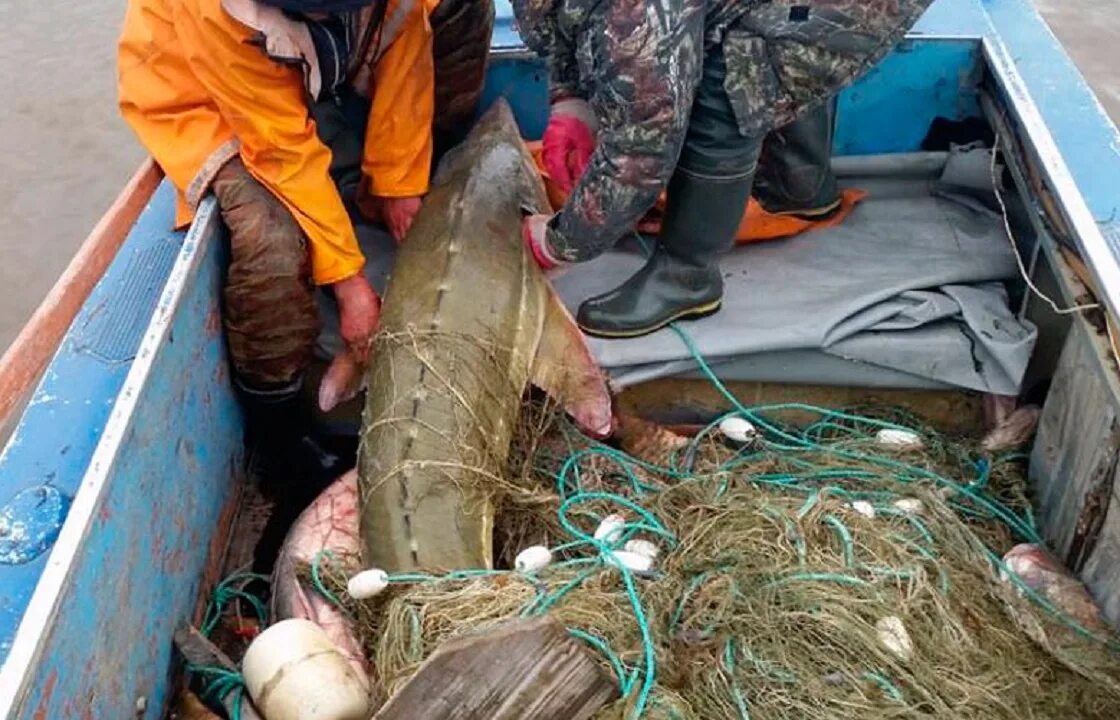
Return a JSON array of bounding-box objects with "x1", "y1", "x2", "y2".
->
[
  {"x1": 576, "y1": 170, "x2": 754, "y2": 338},
  {"x1": 240, "y1": 384, "x2": 346, "y2": 579},
  {"x1": 754, "y1": 101, "x2": 841, "y2": 219}
]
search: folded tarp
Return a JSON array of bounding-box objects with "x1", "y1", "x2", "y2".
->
[{"x1": 320, "y1": 146, "x2": 1036, "y2": 395}]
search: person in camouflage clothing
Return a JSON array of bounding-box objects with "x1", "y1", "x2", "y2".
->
[{"x1": 513, "y1": 0, "x2": 935, "y2": 338}]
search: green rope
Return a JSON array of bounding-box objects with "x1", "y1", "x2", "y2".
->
[
  {"x1": 199, "y1": 569, "x2": 270, "y2": 638},
  {"x1": 311, "y1": 549, "x2": 343, "y2": 607},
  {"x1": 289, "y1": 323, "x2": 1107, "y2": 720},
  {"x1": 822, "y1": 514, "x2": 856, "y2": 568},
  {"x1": 185, "y1": 664, "x2": 246, "y2": 720},
  {"x1": 863, "y1": 671, "x2": 905, "y2": 703},
  {"x1": 722, "y1": 639, "x2": 752, "y2": 720}
]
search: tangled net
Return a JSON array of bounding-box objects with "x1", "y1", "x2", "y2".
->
[{"x1": 306, "y1": 390, "x2": 1120, "y2": 720}]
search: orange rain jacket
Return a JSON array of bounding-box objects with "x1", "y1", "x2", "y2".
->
[{"x1": 119, "y1": 0, "x2": 439, "y2": 285}]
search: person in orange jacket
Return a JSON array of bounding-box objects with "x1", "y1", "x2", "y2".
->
[{"x1": 118, "y1": 0, "x2": 493, "y2": 571}]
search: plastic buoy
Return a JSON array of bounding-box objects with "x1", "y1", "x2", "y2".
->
[
  {"x1": 242, "y1": 619, "x2": 371, "y2": 720},
  {"x1": 594, "y1": 513, "x2": 626, "y2": 545},
  {"x1": 718, "y1": 416, "x2": 757, "y2": 443},
  {"x1": 624, "y1": 539, "x2": 660, "y2": 560},
  {"x1": 875, "y1": 616, "x2": 914, "y2": 662},
  {"x1": 849, "y1": 501, "x2": 876, "y2": 519},
  {"x1": 610, "y1": 550, "x2": 656, "y2": 575},
  {"x1": 892, "y1": 498, "x2": 924, "y2": 515},
  {"x1": 875, "y1": 429, "x2": 924, "y2": 449},
  {"x1": 347, "y1": 569, "x2": 389, "y2": 600},
  {"x1": 515, "y1": 545, "x2": 553, "y2": 573}
]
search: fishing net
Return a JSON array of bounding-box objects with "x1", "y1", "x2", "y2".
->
[{"x1": 307, "y1": 390, "x2": 1120, "y2": 720}]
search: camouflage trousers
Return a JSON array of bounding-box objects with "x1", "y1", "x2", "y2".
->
[
  {"x1": 721, "y1": 0, "x2": 932, "y2": 137},
  {"x1": 675, "y1": 0, "x2": 927, "y2": 198},
  {"x1": 216, "y1": 0, "x2": 494, "y2": 393},
  {"x1": 669, "y1": 30, "x2": 835, "y2": 209}
]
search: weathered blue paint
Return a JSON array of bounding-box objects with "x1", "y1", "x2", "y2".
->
[
  {"x1": 481, "y1": 56, "x2": 550, "y2": 140},
  {"x1": 1, "y1": 201, "x2": 243, "y2": 718},
  {"x1": 492, "y1": 0, "x2": 521, "y2": 49},
  {"x1": 979, "y1": 0, "x2": 1120, "y2": 284},
  {"x1": 833, "y1": 39, "x2": 982, "y2": 155},
  {"x1": 0, "y1": 181, "x2": 183, "y2": 660},
  {"x1": 1, "y1": 1, "x2": 1118, "y2": 716},
  {"x1": 0, "y1": 487, "x2": 69, "y2": 566}
]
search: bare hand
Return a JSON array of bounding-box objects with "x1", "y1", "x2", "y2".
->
[
  {"x1": 332, "y1": 273, "x2": 380, "y2": 363},
  {"x1": 379, "y1": 196, "x2": 423, "y2": 243}
]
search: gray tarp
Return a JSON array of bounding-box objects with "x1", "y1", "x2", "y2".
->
[{"x1": 319, "y1": 147, "x2": 1037, "y2": 395}]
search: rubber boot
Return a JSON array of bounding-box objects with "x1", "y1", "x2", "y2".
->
[
  {"x1": 576, "y1": 170, "x2": 754, "y2": 338},
  {"x1": 240, "y1": 384, "x2": 346, "y2": 581},
  {"x1": 753, "y1": 101, "x2": 841, "y2": 219}
]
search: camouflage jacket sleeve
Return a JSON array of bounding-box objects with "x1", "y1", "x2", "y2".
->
[
  {"x1": 547, "y1": 0, "x2": 706, "y2": 263},
  {"x1": 548, "y1": 21, "x2": 583, "y2": 100}
]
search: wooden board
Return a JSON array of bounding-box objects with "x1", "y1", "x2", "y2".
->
[
  {"x1": 617, "y1": 378, "x2": 986, "y2": 435},
  {"x1": 1030, "y1": 319, "x2": 1120, "y2": 626},
  {"x1": 374, "y1": 617, "x2": 617, "y2": 720}
]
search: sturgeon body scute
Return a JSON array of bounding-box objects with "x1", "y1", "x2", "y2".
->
[{"x1": 357, "y1": 100, "x2": 611, "y2": 572}]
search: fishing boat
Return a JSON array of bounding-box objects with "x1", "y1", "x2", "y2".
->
[{"x1": 1, "y1": 0, "x2": 1118, "y2": 716}]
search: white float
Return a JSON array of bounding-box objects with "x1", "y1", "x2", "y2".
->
[
  {"x1": 515, "y1": 545, "x2": 554, "y2": 573},
  {"x1": 875, "y1": 428, "x2": 924, "y2": 449},
  {"x1": 242, "y1": 619, "x2": 371, "y2": 720},
  {"x1": 346, "y1": 568, "x2": 389, "y2": 600},
  {"x1": 718, "y1": 416, "x2": 758, "y2": 443}
]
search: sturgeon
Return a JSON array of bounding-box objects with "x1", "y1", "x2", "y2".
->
[{"x1": 319, "y1": 100, "x2": 613, "y2": 572}]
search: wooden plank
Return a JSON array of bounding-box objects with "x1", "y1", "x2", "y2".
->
[
  {"x1": 173, "y1": 625, "x2": 238, "y2": 672},
  {"x1": 1080, "y1": 477, "x2": 1120, "y2": 625},
  {"x1": 1030, "y1": 320, "x2": 1120, "y2": 627},
  {"x1": 617, "y1": 378, "x2": 986, "y2": 435},
  {"x1": 1031, "y1": 322, "x2": 1118, "y2": 559},
  {"x1": 0, "y1": 159, "x2": 161, "y2": 429},
  {"x1": 173, "y1": 626, "x2": 248, "y2": 719},
  {"x1": 374, "y1": 617, "x2": 617, "y2": 720}
]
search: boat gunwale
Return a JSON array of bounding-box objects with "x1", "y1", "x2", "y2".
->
[
  {"x1": 981, "y1": 35, "x2": 1120, "y2": 327},
  {"x1": 0, "y1": 160, "x2": 161, "y2": 432},
  {"x1": 0, "y1": 198, "x2": 220, "y2": 717}
]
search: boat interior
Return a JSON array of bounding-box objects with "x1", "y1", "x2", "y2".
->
[{"x1": 1, "y1": 3, "x2": 1119, "y2": 716}]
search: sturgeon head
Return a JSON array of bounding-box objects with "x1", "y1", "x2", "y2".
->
[
  {"x1": 319, "y1": 100, "x2": 613, "y2": 573},
  {"x1": 270, "y1": 470, "x2": 370, "y2": 688}
]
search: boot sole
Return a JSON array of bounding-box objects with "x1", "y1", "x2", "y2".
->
[
  {"x1": 578, "y1": 298, "x2": 723, "y2": 339},
  {"x1": 768, "y1": 197, "x2": 843, "y2": 220}
]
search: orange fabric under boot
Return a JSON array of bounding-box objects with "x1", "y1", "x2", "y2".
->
[{"x1": 527, "y1": 141, "x2": 865, "y2": 244}]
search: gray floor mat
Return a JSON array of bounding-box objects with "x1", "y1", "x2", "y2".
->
[{"x1": 318, "y1": 147, "x2": 1036, "y2": 395}]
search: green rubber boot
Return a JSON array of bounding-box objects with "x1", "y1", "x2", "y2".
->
[
  {"x1": 753, "y1": 101, "x2": 841, "y2": 219},
  {"x1": 576, "y1": 170, "x2": 754, "y2": 338}
]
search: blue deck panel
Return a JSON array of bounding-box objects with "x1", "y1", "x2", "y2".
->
[
  {"x1": 1, "y1": 202, "x2": 242, "y2": 718},
  {"x1": 0, "y1": 181, "x2": 183, "y2": 658},
  {"x1": 2, "y1": 0, "x2": 1119, "y2": 716}
]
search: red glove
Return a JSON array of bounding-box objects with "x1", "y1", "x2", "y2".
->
[
  {"x1": 522, "y1": 214, "x2": 566, "y2": 271},
  {"x1": 542, "y1": 98, "x2": 598, "y2": 193}
]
